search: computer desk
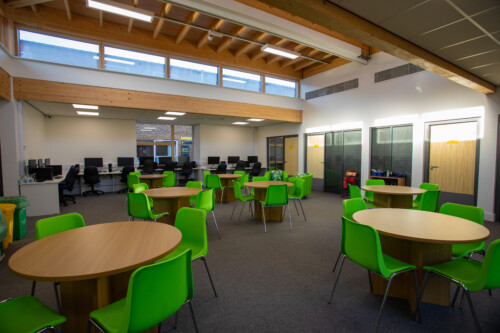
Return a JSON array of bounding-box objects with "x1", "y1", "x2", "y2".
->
[
  {"x1": 19, "y1": 179, "x2": 62, "y2": 217},
  {"x1": 77, "y1": 170, "x2": 123, "y2": 195}
]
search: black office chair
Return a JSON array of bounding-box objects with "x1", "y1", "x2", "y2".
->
[
  {"x1": 249, "y1": 162, "x2": 262, "y2": 179},
  {"x1": 83, "y1": 166, "x2": 104, "y2": 197},
  {"x1": 215, "y1": 162, "x2": 227, "y2": 174},
  {"x1": 179, "y1": 161, "x2": 194, "y2": 186},
  {"x1": 234, "y1": 160, "x2": 246, "y2": 171},
  {"x1": 163, "y1": 161, "x2": 175, "y2": 172},
  {"x1": 59, "y1": 165, "x2": 77, "y2": 206},
  {"x1": 141, "y1": 159, "x2": 156, "y2": 174},
  {"x1": 118, "y1": 166, "x2": 135, "y2": 193}
]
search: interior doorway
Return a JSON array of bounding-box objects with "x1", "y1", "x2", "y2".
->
[
  {"x1": 284, "y1": 136, "x2": 298, "y2": 176},
  {"x1": 306, "y1": 134, "x2": 325, "y2": 190},
  {"x1": 425, "y1": 120, "x2": 479, "y2": 206}
]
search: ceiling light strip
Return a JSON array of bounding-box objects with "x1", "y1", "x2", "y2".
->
[{"x1": 87, "y1": 0, "x2": 154, "y2": 23}]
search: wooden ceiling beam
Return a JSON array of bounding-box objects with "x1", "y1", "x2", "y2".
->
[
  {"x1": 237, "y1": 0, "x2": 495, "y2": 94},
  {"x1": 6, "y1": 0, "x2": 53, "y2": 9},
  {"x1": 176, "y1": 11, "x2": 199, "y2": 44},
  {"x1": 30, "y1": 4, "x2": 37, "y2": 14},
  {"x1": 197, "y1": 18, "x2": 224, "y2": 49},
  {"x1": 235, "y1": 31, "x2": 267, "y2": 57},
  {"x1": 216, "y1": 26, "x2": 246, "y2": 53},
  {"x1": 63, "y1": 0, "x2": 71, "y2": 21},
  {"x1": 153, "y1": 3, "x2": 172, "y2": 39},
  {"x1": 128, "y1": 19, "x2": 133, "y2": 33},
  {"x1": 302, "y1": 57, "x2": 350, "y2": 78},
  {"x1": 293, "y1": 59, "x2": 315, "y2": 71}
]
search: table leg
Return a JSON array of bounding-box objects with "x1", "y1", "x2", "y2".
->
[
  {"x1": 151, "y1": 178, "x2": 163, "y2": 188},
  {"x1": 373, "y1": 193, "x2": 413, "y2": 208}
]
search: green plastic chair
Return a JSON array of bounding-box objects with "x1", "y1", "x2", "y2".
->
[
  {"x1": 252, "y1": 176, "x2": 267, "y2": 182},
  {"x1": 413, "y1": 190, "x2": 440, "y2": 212},
  {"x1": 440, "y1": 203, "x2": 485, "y2": 258},
  {"x1": 206, "y1": 174, "x2": 225, "y2": 204},
  {"x1": 127, "y1": 174, "x2": 140, "y2": 192},
  {"x1": 88, "y1": 249, "x2": 198, "y2": 333},
  {"x1": 260, "y1": 184, "x2": 291, "y2": 233},
  {"x1": 328, "y1": 217, "x2": 420, "y2": 332},
  {"x1": 203, "y1": 171, "x2": 211, "y2": 188},
  {"x1": 127, "y1": 192, "x2": 169, "y2": 223},
  {"x1": 186, "y1": 181, "x2": 202, "y2": 207},
  {"x1": 162, "y1": 173, "x2": 176, "y2": 187},
  {"x1": 264, "y1": 170, "x2": 272, "y2": 180},
  {"x1": 301, "y1": 173, "x2": 313, "y2": 197},
  {"x1": 163, "y1": 170, "x2": 174, "y2": 176},
  {"x1": 33, "y1": 212, "x2": 86, "y2": 313},
  {"x1": 231, "y1": 180, "x2": 256, "y2": 222},
  {"x1": 195, "y1": 189, "x2": 221, "y2": 239},
  {"x1": 413, "y1": 183, "x2": 439, "y2": 208},
  {"x1": 132, "y1": 182, "x2": 154, "y2": 208},
  {"x1": 418, "y1": 239, "x2": 500, "y2": 332},
  {"x1": 234, "y1": 170, "x2": 245, "y2": 176},
  {"x1": 162, "y1": 207, "x2": 217, "y2": 297},
  {"x1": 348, "y1": 184, "x2": 362, "y2": 199},
  {"x1": 0, "y1": 296, "x2": 66, "y2": 333},
  {"x1": 288, "y1": 178, "x2": 307, "y2": 222},
  {"x1": 364, "y1": 179, "x2": 385, "y2": 202}
]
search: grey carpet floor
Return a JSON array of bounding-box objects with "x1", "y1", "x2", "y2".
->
[{"x1": 1, "y1": 191, "x2": 500, "y2": 333}]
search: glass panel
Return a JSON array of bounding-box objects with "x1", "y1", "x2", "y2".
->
[
  {"x1": 268, "y1": 137, "x2": 276, "y2": 169},
  {"x1": 136, "y1": 124, "x2": 172, "y2": 163},
  {"x1": 174, "y1": 125, "x2": 193, "y2": 163},
  {"x1": 324, "y1": 132, "x2": 343, "y2": 193},
  {"x1": 265, "y1": 76, "x2": 297, "y2": 97},
  {"x1": 371, "y1": 127, "x2": 392, "y2": 171},
  {"x1": 18, "y1": 30, "x2": 99, "y2": 68},
  {"x1": 343, "y1": 130, "x2": 362, "y2": 186},
  {"x1": 170, "y1": 58, "x2": 218, "y2": 85},
  {"x1": 275, "y1": 137, "x2": 284, "y2": 170},
  {"x1": 222, "y1": 68, "x2": 261, "y2": 92},
  {"x1": 392, "y1": 126, "x2": 413, "y2": 184},
  {"x1": 104, "y1": 46, "x2": 165, "y2": 77}
]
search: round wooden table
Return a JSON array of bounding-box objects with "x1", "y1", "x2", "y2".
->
[
  {"x1": 216, "y1": 174, "x2": 242, "y2": 203},
  {"x1": 353, "y1": 208, "x2": 490, "y2": 309},
  {"x1": 243, "y1": 181, "x2": 294, "y2": 222},
  {"x1": 9, "y1": 222, "x2": 181, "y2": 333},
  {"x1": 138, "y1": 174, "x2": 167, "y2": 188},
  {"x1": 361, "y1": 185, "x2": 425, "y2": 208},
  {"x1": 143, "y1": 187, "x2": 202, "y2": 224}
]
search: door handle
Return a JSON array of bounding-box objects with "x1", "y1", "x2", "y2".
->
[{"x1": 430, "y1": 165, "x2": 439, "y2": 171}]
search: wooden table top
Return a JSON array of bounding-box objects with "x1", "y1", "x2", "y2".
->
[
  {"x1": 138, "y1": 174, "x2": 167, "y2": 180},
  {"x1": 9, "y1": 222, "x2": 181, "y2": 282},
  {"x1": 218, "y1": 174, "x2": 242, "y2": 179},
  {"x1": 143, "y1": 187, "x2": 202, "y2": 198},
  {"x1": 353, "y1": 208, "x2": 490, "y2": 244},
  {"x1": 361, "y1": 185, "x2": 425, "y2": 195},
  {"x1": 243, "y1": 181, "x2": 294, "y2": 189}
]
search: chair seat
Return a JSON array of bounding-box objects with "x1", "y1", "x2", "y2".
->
[
  {"x1": 0, "y1": 296, "x2": 66, "y2": 333},
  {"x1": 90, "y1": 298, "x2": 127, "y2": 333},
  {"x1": 382, "y1": 254, "x2": 416, "y2": 277},
  {"x1": 424, "y1": 258, "x2": 482, "y2": 291},
  {"x1": 240, "y1": 194, "x2": 256, "y2": 202},
  {"x1": 452, "y1": 242, "x2": 485, "y2": 258}
]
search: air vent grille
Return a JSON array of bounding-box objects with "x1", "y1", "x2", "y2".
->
[
  {"x1": 375, "y1": 63, "x2": 424, "y2": 83},
  {"x1": 305, "y1": 78, "x2": 359, "y2": 100}
]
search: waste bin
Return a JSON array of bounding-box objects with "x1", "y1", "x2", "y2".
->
[
  {"x1": 0, "y1": 196, "x2": 30, "y2": 240},
  {"x1": 0, "y1": 203, "x2": 16, "y2": 250}
]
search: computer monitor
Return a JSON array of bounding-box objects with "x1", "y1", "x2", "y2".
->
[
  {"x1": 46, "y1": 165, "x2": 63, "y2": 177},
  {"x1": 158, "y1": 156, "x2": 172, "y2": 165},
  {"x1": 37, "y1": 159, "x2": 43, "y2": 167},
  {"x1": 44, "y1": 158, "x2": 50, "y2": 166},
  {"x1": 228, "y1": 156, "x2": 240, "y2": 164},
  {"x1": 34, "y1": 167, "x2": 53, "y2": 182},
  {"x1": 178, "y1": 156, "x2": 190, "y2": 165},
  {"x1": 84, "y1": 157, "x2": 104, "y2": 168},
  {"x1": 207, "y1": 156, "x2": 220, "y2": 165},
  {"x1": 28, "y1": 159, "x2": 37, "y2": 173},
  {"x1": 117, "y1": 157, "x2": 135, "y2": 167},
  {"x1": 138, "y1": 156, "x2": 154, "y2": 165},
  {"x1": 247, "y1": 156, "x2": 258, "y2": 164}
]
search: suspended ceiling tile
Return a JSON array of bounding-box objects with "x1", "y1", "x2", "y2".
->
[
  {"x1": 456, "y1": 49, "x2": 500, "y2": 69},
  {"x1": 412, "y1": 19, "x2": 485, "y2": 52},
  {"x1": 449, "y1": 0, "x2": 500, "y2": 16},
  {"x1": 435, "y1": 35, "x2": 498, "y2": 60},
  {"x1": 470, "y1": 6, "x2": 500, "y2": 32},
  {"x1": 470, "y1": 62, "x2": 500, "y2": 84},
  {"x1": 331, "y1": 0, "x2": 426, "y2": 24}
]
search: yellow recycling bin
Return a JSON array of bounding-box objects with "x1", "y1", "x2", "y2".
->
[{"x1": 0, "y1": 203, "x2": 17, "y2": 250}]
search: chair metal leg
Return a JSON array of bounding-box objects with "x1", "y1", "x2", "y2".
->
[
  {"x1": 375, "y1": 273, "x2": 396, "y2": 332},
  {"x1": 488, "y1": 289, "x2": 492, "y2": 296},
  {"x1": 174, "y1": 311, "x2": 178, "y2": 328},
  {"x1": 451, "y1": 284, "x2": 461, "y2": 307},
  {"x1": 368, "y1": 270, "x2": 373, "y2": 293},
  {"x1": 465, "y1": 291, "x2": 482, "y2": 333},
  {"x1": 31, "y1": 281, "x2": 36, "y2": 296},
  {"x1": 412, "y1": 271, "x2": 421, "y2": 323},
  {"x1": 415, "y1": 271, "x2": 431, "y2": 322},
  {"x1": 292, "y1": 199, "x2": 299, "y2": 215},
  {"x1": 187, "y1": 300, "x2": 199, "y2": 333},
  {"x1": 238, "y1": 201, "x2": 246, "y2": 223},
  {"x1": 328, "y1": 255, "x2": 346, "y2": 304},
  {"x1": 230, "y1": 201, "x2": 238, "y2": 220},
  {"x1": 211, "y1": 211, "x2": 221, "y2": 239},
  {"x1": 262, "y1": 206, "x2": 267, "y2": 233},
  {"x1": 298, "y1": 200, "x2": 306, "y2": 222},
  {"x1": 200, "y1": 256, "x2": 218, "y2": 297},
  {"x1": 332, "y1": 251, "x2": 341, "y2": 272},
  {"x1": 53, "y1": 282, "x2": 61, "y2": 314},
  {"x1": 287, "y1": 204, "x2": 292, "y2": 231}
]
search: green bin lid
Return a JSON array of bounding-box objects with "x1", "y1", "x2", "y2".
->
[{"x1": 0, "y1": 195, "x2": 30, "y2": 208}]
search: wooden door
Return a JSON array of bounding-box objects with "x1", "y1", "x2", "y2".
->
[
  {"x1": 284, "y1": 136, "x2": 298, "y2": 176},
  {"x1": 429, "y1": 122, "x2": 477, "y2": 195},
  {"x1": 306, "y1": 134, "x2": 324, "y2": 179}
]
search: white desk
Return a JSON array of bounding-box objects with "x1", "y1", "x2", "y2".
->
[
  {"x1": 77, "y1": 170, "x2": 122, "y2": 195},
  {"x1": 19, "y1": 179, "x2": 62, "y2": 217}
]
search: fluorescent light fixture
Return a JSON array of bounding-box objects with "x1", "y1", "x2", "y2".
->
[
  {"x1": 158, "y1": 116, "x2": 176, "y2": 120},
  {"x1": 261, "y1": 44, "x2": 300, "y2": 59},
  {"x1": 233, "y1": 122, "x2": 248, "y2": 125},
  {"x1": 77, "y1": 111, "x2": 99, "y2": 116},
  {"x1": 86, "y1": 0, "x2": 154, "y2": 23},
  {"x1": 165, "y1": 111, "x2": 186, "y2": 116},
  {"x1": 247, "y1": 118, "x2": 264, "y2": 122},
  {"x1": 73, "y1": 104, "x2": 98, "y2": 110}
]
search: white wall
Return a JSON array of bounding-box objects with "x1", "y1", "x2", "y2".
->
[
  {"x1": 44, "y1": 116, "x2": 136, "y2": 167},
  {"x1": 199, "y1": 124, "x2": 255, "y2": 165},
  {"x1": 293, "y1": 52, "x2": 499, "y2": 221},
  {"x1": 22, "y1": 102, "x2": 46, "y2": 161}
]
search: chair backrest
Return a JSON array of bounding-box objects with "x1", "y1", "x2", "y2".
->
[
  {"x1": 417, "y1": 190, "x2": 440, "y2": 212},
  {"x1": 233, "y1": 180, "x2": 244, "y2": 200},
  {"x1": 414, "y1": 183, "x2": 439, "y2": 205},
  {"x1": 439, "y1": 203, "x2": 484, "y2": 226},
  {"x1": 181, "y1": 161, "x2": 193, "y2": 176},
  {"x1": 252, "y1": 176, "x2": 267, "y2": 182},
  {"x1": 234, "y1": 170, "x2": 245, "y2": 176},
  {"x1": 282, "y1": 171, "x2": 288, "y2": 182},
  {"x1": 364, "y1": 179, "x2": 385, "y2": 201},
  {"x1": 195, "y1": 189, "x2": 215, "y2": 213},
  {"x1": 83, "y1": 166, "x2": 99, "y2": 183},
  {"x1": 63, "y1": 165, "x2": 74, "y2": 183},
  {"x1": 264, "y1": 170, "x2": 272, "y2": 180},
  {"x1": 472, "y1": 239, "x2": 500, "y2": 291},
  {"x1": 235, "y1": 160, "x2": 246, "y2": 171},
  {"x1": 163, "y1": 171, "x2": 174, "y2": 176},
  {"x1": 66, "y1": 165, "x2": 78, "y2": 191},
  {"x1": 186, "y1": 181, "x2": 202, "y2": 189},
  {"x1": 250, "y1": 162, "x2": 262, "y2": 176},
  {"x1": 127, "y1": 174, "x2": 140, "y2": 189},
  {"x1": 127, "y1": 192, "x2": 153, "y2": 219},
  {"x1": 301, "y1": 174, "x2": 313, "y2": 196},
  {"x1": 174, "y1": 208, "x2": 207, "y2": 256},
  {"x1": 343, "y1": 217, "x2": 389, "y2": 278},
  {"x1": 133, "y1": 183, "x2": 149, "y2": 193},
  {"x1": 130, "y1": 172, "x2": 141, "y2": 176},
  {"x1": 121, "y1": 166, "x2": 135, "y2": 182},
  {"x1": 263, "y1": 184, "x2": 288, "y2": 206},
  {"x1": 142, "y1": 159, "x2": 156, "y2": 174},
  {"x1": 342, "y1": 198, "x2": 367, "y2": 220},
  {"x1": 162, "y1": 173, "x2": 176, "y2": 187},
  {"x1": 123, "y1": 249, "x2": 193, "y2": 332},
  {"x1": 215, "y1": 163, "x2": 227, "y2": 174},
  {"x1": 348, "y1": 184, "x2": 362, "y2": 199},
  {"x1": 206, "y1": 174, "x2": 222, "y2": 190},
  {"x1": 290, "y1": 178, "x2": 305, "y2": 199},
  {"x1": 241, "y1": 173, "x2": 250, "y2": 185},
  {"x1": 164, "y1": 161, "x2": 175, "y2": 172},
  {"x1": 35, "y1": 213, "x2": 85, "y2": 240},
  {"x1": 203, "y1": 171, "x2": 211, "y2": 187}
]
